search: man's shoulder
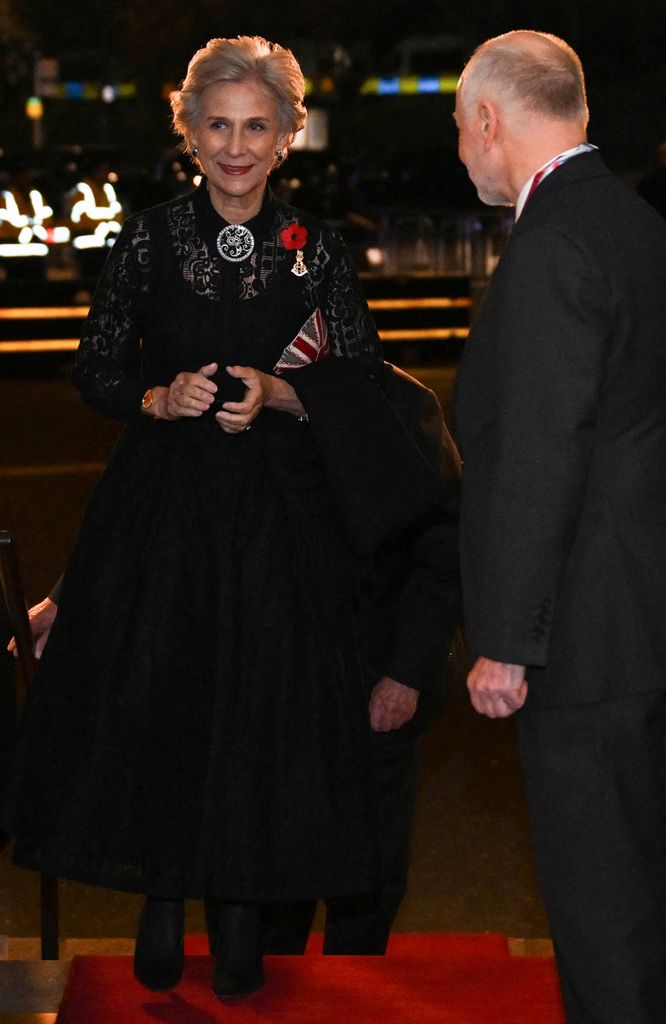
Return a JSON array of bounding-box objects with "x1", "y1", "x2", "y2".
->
[
  {"x1": 380, "y1": 362, "x2": 438, "y2": 403},
  {"x1": 380, "y1": 363, "x2": 461, "y2": 486},
  {"x1": 524, "y1": 153, "x2": 664, "y2": 238}
]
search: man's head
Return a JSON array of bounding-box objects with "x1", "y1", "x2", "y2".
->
[{"x1": 454, "y1": 31, "x2": 589, "y2": 206}]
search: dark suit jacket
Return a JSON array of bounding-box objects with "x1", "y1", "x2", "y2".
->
[
  {"x1": 290, "y1": 360, "x2": 462, "y2": 729},
  {"x1": 356, "y1": 365, "x2": 463, "y2": 736},
  {"x1": 454, "y1": 150, "x2": 666, "y2": 708},
  {"x1": 289, "y1": 358, "x2": 458, "y2": 556}
]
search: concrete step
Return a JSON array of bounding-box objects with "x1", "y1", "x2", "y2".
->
[
  {"x1": 0, "y1": 960, "x2": 68, "y2": 1014},
  {"x1": 0, "y1": 940, "x2": 134, "y2": 1018}
]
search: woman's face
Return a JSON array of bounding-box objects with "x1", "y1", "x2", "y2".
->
[{"x1": 190, "y1": 78, "x2": 289, "y2": 221}]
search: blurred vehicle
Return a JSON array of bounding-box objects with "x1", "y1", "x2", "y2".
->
[
  {"x1": 0, "y1": 159, "x2": 70, "y2": 279},
  {"x1": 63, "y1": 156, "x2": 123, "y2": 253},
  {"x1": 380, "y1": 33, "x2": 468, "y2": 77}
]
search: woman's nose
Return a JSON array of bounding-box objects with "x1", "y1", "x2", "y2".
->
[{"x1": 226, "y1": 128, "x2": 244, "y2": 155}]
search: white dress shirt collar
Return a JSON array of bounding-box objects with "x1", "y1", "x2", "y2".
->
[{"x1": 515, "y1": 143, "x2": 597, "y2": 220}]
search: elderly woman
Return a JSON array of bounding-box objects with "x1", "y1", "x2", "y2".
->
[
  {"x1": 5, "y1": 34, "x2": 453, "y2": 1000},
  {"x1": 5, "y1": 36, "x2": 387, "y2": 1000}
]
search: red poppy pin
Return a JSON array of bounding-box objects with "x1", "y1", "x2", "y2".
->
[{"x1": 280, "y1": 222, "x2": 308, "y2": 277}]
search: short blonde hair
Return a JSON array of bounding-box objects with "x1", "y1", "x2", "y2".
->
[
  {"x1": 459, "y1": 30, "x2": 589, "y2": 127},
  {"x1": 170, "y1": 36, "x2": 307, "y2": 156}
]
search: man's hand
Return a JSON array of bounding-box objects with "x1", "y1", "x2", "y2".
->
[
  {"x1": 369, "y1": 676, "x2": 419, "y2": 732},
  {"x1": 467, "y1": 657, "x2": 527, "y2": 718},
  {"x1": 7, "y1": 596, "x2": 58, "y2": 660}
]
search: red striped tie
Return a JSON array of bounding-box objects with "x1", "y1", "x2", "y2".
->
[
  {"x1": 526, "y1": 168, "x2": 546, "y2": 203},
  {"x1": 525, "y1": 160, "x2": 562, "y2": 204}
]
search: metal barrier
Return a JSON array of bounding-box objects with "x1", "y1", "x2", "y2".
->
[{"x1": 0, "y1": 531, "x2": 59, "y2": 960}]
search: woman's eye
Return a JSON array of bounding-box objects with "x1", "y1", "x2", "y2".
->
[{"x1": 249, "y1": 122, "x2": 265, "y2": 131}]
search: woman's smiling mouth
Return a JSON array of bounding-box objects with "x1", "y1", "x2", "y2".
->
[{"x1": 220, "y1": 164, "x2": 253, "y2": 175}]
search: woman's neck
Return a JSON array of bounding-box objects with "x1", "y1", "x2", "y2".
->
[{"x1": 207, "y1": 182, "x2": 264, "y2": 224}]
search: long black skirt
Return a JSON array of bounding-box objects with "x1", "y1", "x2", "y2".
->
[{"x1": 4, "y1": 412, "x2": 378, "y2": 901}]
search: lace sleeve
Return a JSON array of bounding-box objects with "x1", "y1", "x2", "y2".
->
[
  {"x1": 71, "y1": 217, "x2": 151, "y2": 420},
  {"x1": 324, "y1": 231, "x2": 382, "y2": 363}
]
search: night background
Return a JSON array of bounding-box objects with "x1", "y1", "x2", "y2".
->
[
  {"x1": 2, "y1": 0, "x2": 666, "y2": 192},
  {"x1": 2, "y1": 3, "x2": 666, "y2": 1012}
]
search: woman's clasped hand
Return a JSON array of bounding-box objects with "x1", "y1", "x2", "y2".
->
[{"x1": 151, "y1": 361, "x2": 302, "y2": 433}]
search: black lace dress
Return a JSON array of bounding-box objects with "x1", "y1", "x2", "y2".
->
[{"x1": 5, "y1": 184, "x2": 382, "y2": 902}]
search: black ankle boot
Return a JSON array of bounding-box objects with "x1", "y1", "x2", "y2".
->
[
  {"x1": 133, "y1": 896, "x2": 185, "y2": 992},
  {"x1": 211, "y1": 901, "x2": 264, "y2": 999},
  {"x1": 212, "y1": 959, "x2": 264, "y2": 998}
]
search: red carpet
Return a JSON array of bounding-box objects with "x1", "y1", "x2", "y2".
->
[{"x1": 56, "y1": 933, "x2": 565, "y2": 1023}]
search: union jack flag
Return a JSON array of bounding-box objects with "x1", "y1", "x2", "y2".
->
[{"x1": 273, "y1": 308, "x2": 330, "y2": 373}]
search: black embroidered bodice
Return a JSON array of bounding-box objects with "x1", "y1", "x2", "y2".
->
[{"x1": 72, "y1": 183, "x2": 382, "y2": 421}]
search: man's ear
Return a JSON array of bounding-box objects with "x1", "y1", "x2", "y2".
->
[{"x1": 479, "y1": 102, "x2": 499, "y2": 149}]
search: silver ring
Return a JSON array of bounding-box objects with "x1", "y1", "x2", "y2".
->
[{"x1": 244, "y1": 424, "x2": 252, "y2": 431}]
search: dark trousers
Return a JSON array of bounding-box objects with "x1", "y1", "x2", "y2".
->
[
  {"x1": 262, "y1": 731, "x2": 420, "y2": 955},
  {"x1": 519, "y1": 689, "x2": 666, "y2": 1024}
]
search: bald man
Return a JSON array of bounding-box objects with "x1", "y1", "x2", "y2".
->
[{"x1": 453, "y1": 31, "x2": 666, "y2": 1023}]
